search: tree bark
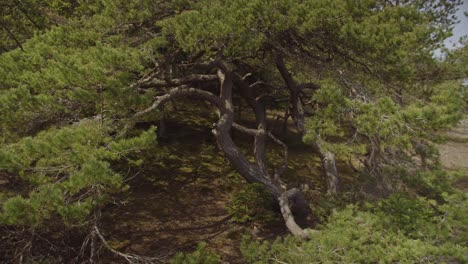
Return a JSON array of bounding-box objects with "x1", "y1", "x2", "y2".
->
[
  {"x1": 215, "y1": 67, "x2": 313, "y2": 237},
  {"x1": 139, "y1": 74, "x2": 218, "y2": 89},
  {"x1": 314, "y1": 141, "x2": 339, "y2": 194},
  {"x1": 275, "y1": 53, "x2": 339, "y2": 194},
  {"x1": 0, "y1": 21, "x2": 24, "y2": 51},
  {"x1": 133, "y1": 63, "x2": 314, "y2": 238}
]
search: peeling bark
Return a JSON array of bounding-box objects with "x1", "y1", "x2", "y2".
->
[{"x1": 316, "y1": 144, "x2": 339, "y2": 194}]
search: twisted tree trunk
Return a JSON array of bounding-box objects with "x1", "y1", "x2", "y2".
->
[{"x1": 133, "y1": 62, "x2": 314, "y2": 238}]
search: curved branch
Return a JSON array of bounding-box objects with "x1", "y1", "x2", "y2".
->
[
  {"x1": 298, "y1": 82, "x2": 320, "y2": 91},
  {"x1": 139, "y1": 74, "x2": 218, "y2": 88},
  {"x1": 134, "y1": 86, "x2": 222, "y2": 118},
  {"x1": 250, "y1": 81, "x2": 283, "y2": 91},
  {"x1": 232, "y1": 72, "x2": 269, "y2": 176},
  {"x1": 231, "y1": 125, "x2": 288, "y2": 186},
  {"x1": 0, "y1": 21, "x2": 24, "y2": 51},
  {"x1": 94, "y1": 225, "x2": 165, "y2": 263},
  {"x1": 279, "y1": 189, "x2": 316, "y2": 239},
  {"x1": 232, "y1": 122, "x2": 262, "y2": 136},
  {"x1": 275, "y1": 53, "x2": 305, "y2": 133},
  {"x1": 276, "y1": 53, "x2": 339, "y2": 194},
  {"x1": 132, "y1": 63, "x2": 313, "y2": 239},
  {"x1": 312, "y1": 138, "x2": 339, "y2": 194}
]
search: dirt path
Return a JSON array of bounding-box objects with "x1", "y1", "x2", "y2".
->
[
  {"x1": 437, "y1": 118, "x2": 468, "y2": 192},
  {"x1": 438, "y1": 118, "x2": 468, "y2": 170}
]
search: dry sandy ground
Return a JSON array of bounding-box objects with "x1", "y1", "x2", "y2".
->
[{"x1": 438, "y1": 118, "x2": 468, "y2": 169}]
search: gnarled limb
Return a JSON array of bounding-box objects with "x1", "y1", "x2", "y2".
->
[
  {"x1": 216, "y1": 67, "x2": 313, "y2": 238},
  {"x1": 267, "y1": 132, "x2": 288, "y2": 180},
  {"x1": 275, "y1": 53, "x2": 305, "y2": 133},
  {"x1": 132, "y1": 62, "x2": 313, "y2": 239},
  {"x1": 134, "y1": 86, "x2": 222, "y2": 118}
]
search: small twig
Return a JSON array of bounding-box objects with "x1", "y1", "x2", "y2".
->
[
  {"x1": 93, "y1": 225, "x2": 166, "y2": 264},
  {"x1": 268, "y1": 257, "x2": 289, "y2": 264}
]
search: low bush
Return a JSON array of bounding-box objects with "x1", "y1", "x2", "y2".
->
[
  {"x1": 226, "y1": 183, "x2": 278, "y2": 224},
  {"x1": 242, "y1": 192, "x2": 467, "y2": 263},
  {"x1": 171, "y1": 242, "x2": 220, "y2": 264}
]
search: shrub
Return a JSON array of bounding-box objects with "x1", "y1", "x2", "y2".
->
[
  {"x1": 226, "y1": 183, "x2": 277, "y2": 224},
  {"x1": 401, "y1": 169, "x2": 456, "y2": 201},
  {"x1": 0, "y1": 121, "x2": 156, "y2": 228},
  {"x1": 374, "y1": 192, "x2": 435, "y2": 237},
  {"x1": 171, "y1": 242, "x2": 220, "y2": 264},
  {"x1": 242, "y1": 196, "x2": 467, "y2": 263},
  {"x1": 312, "y1": 192, "x2": 364, "y2": 223}
]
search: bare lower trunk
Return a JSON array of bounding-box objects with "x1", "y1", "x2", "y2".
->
[
  {"x1": 313, "y1": 141, "x2": 339, "y2": 194},
  {"x1": 322, "y1": 152, "x2": 339, "y2": 194}
]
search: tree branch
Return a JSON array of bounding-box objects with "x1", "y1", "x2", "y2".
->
[
  {"x1": 139, "y1": 74, "x2": 218, "y2": 89},
  {"x1": 93, "y1": 225, "x2": 165, "y2": 264},
  {"x1": 0, "y1": 21, "x2": 24, "y2": 51},
  {"x1": 133, "y1": 86, "x2": 222, "y2": 118}
]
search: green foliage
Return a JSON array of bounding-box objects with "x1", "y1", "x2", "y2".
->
[
  {"x1": 227, "y1": 183, "x2": 277, "y2": 224},
  {"x1": 162, "y1": 0, "x2": 460, "y2": 79},
  {"x1": 373, "y1": 193, "x2": 435, "y2": 237},
  {"x1": 171, "y1": 242, "x2": 221, "y2": 264},
  {"x1": 439, "y1": 37, "x2": 468, "y2": 80},
  {"x1": 242, "y1": 194, "x2": 467, "y2": 263},
  {"x1": 0, "y1": 121, "x2": 156, "y2": 227},
  {"x1": 0, "y1": 0, "x2": 465, "y2": 261},
  {"x1": 304, "y1": 79, "x2": 464, "y2": 163},
  {"x1": 436, "y1": 192, "x2": 468, "y2": 244},
  {"x1": 396, "y1": 82, "x2": 465, "y2": 139},
  {"x1": 401, "y1": 168, "x2": 457, "y2": 201},
  {"x1": 0, "y1": 23, "x2": 147, "y2": 141},
  {"x1": 0, "y1": 0, "x2": 77, "y2": 51},
  {"x1": 312, "y1": 192, "x2": 364, "y2": 223}
]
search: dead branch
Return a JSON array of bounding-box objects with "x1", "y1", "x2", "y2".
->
[
  {"x1": 93, "y1": 225, "x2": 166, "y2": 264},
  {"x1": 139, "y1": 74, "x2": 218, "y2": 89}
]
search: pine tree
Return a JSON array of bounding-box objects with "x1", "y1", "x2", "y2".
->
[{"x1": 0, "y1": 0, "x2": 465, "y2": 262}]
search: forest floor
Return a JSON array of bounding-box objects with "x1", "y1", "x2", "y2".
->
[
  {"x1": 99, "y1": 104, "x2": 336, "y2": 263},
  {"x1": 100, "y1": 111, "x2": 468, "y2": 263}
]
